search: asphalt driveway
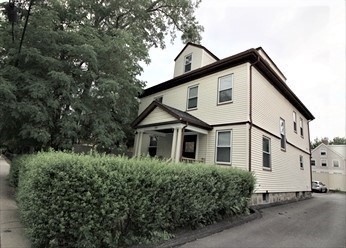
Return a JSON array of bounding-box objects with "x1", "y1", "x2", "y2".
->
[{"x1": 181, "y1": 193, "x2": 346, "y2": 248}]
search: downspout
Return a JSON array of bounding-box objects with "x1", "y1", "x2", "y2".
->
[
  {"x1": 307, "y1": 120, "x2": 312, "y2": 192},
  {"x1": 248, "y1": 57, "x2": 261, "y2": 172}
]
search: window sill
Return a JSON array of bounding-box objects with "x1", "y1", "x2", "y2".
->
[
  {"x1": 216, "y1": 162, "x2": 232, "y2": 166},
  {"x1": 263, "y1": 167, "x2": 272, "y2": 171},
  {"x1": 217, "y1": 100, "x2": 233, "y2": 106},
  {"x1": 186, "y1": 108, "x2": 197, "y2": 111},
  {"x1": 281, "y1": 148, "x2": 286, "y2": 152},
  {"x1": 300, "y1": 167, "x2": 304, "y2": 170}
]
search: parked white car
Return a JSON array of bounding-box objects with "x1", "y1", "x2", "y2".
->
[{"x1": 312, "y1": 181, "x2": 328, "y2": 193}]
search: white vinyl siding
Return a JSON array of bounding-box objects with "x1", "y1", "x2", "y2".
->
[
  {"x1": 218, "y1": 74, "x2": 233, "y2": 104},
  {"x1": 139, "y1": 64, "x2": 249, "y2": 125},
  {"x1": 205, "y1": 124, "x2": 248, "y2": 170},
  {"x1": 138, "y1": 107, "x2": 176, "y2": 126},
  {"x1": 173, "y1": 45, "x2": 218, "y2": 77},
  {"x1": 251, "y1": 68, "x2": 310, "y2": 154},
  {"x1": 311, "y1": 145, "x2": 346, "y2": 191},
  {"x1": 251, "y1": 128, "x2": 311, "y2": 193},
  {"x1": 187, "y1": 85, "x2": 198, "y2": 110}
]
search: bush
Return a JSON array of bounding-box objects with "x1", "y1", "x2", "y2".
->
[{"x1": 16, "y1": 152, "x2": 255, "y2": 247}]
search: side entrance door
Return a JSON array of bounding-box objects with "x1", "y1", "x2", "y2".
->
[{"x1": 182, "y1": 134, "x2": 197, "y2": 159}]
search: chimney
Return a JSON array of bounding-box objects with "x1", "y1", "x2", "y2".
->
[{"x1": 322, "y1": 138, "x2": 329, "y2": 145}]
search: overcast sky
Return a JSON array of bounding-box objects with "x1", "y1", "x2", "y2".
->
[{"x1": 140, "y1": 0, "x2": 345, "y2": 141}]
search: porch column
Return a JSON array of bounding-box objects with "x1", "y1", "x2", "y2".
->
[
  {"x1": 170, "y1": 128, "x2": 178, "y2": 162},
  {"x1": 136, "y1": 131, "x2": 143, "y2": 157},
  {"x1": 175, "y1": 127, "x2": 183, "y2": 162}
]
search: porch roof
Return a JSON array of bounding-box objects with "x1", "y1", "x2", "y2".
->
[{"x1": 131, "y1": 101, "x2": 213, "y2": 131}]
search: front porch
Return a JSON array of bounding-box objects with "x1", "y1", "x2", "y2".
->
[{"x1": 133, "y1": 123, "x2": 208, "y2": 163}]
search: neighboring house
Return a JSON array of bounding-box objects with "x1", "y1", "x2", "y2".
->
[
  {"x1": 132, "y1": 43, "x2": 315, "y2": 205},
  {"x1": 311, "y1": 144, "x2": 346, "y2": 191}
]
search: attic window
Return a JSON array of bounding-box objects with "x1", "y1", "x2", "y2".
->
[{"x1": 184, "y1": 54, "x2": 192, "y2": 72}]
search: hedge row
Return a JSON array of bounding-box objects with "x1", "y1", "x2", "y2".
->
[{"x1": 13, "y1": 152, "x2": 255, "y2": 247}]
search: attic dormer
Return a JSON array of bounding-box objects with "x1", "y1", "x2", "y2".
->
[{"x1": 173, "y1": 42, "x2": 219, "y2": 77}]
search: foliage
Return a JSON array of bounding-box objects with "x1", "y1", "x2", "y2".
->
[
  {"x1": 0, "y1": 0, "x2": 203, "y2": 153},
  {"x1": 311, "y1": 136, "x2": 346, "y2": 149},
  {"x1": 16, "y1": 151, "x2": 255, "y2": 247}
]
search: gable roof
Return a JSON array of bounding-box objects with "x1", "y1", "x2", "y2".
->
[
  {"x1": 312, "y1": 143, "x2": 346, "y2": 159},
  {"x1": 174, "y1": 42, "x2": 220, "y2": 61},
  {"x1": 141, "y1": 47, "x2": 315, "y2": 121},
  {"x1": 132, "y1": 101, "x2": 213, "y2": 130}
]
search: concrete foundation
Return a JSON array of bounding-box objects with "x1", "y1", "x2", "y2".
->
[{"x1": 249, "y1": 191, "x2": 312, "y2": 207}]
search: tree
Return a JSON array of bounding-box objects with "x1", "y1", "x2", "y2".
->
[
  {"x1": 311, "y1": 136, "x2": 346, "y2": 149},
  {"x1": 0, "y1": 0, "x2": 203, "y2": 153},
  {"x1": 330, "y1": 137, "x2": 346, "y2": 145}
]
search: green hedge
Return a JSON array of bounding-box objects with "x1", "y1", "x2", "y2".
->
[{"x1": 15, "y1": 152, "x2": 255, "y2": 247}]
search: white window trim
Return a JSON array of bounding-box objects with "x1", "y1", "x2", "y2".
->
[
  {"x1": 332, "y1": 160, "x2": 340, "y2": 167},
  {"x1": 280, "y1": 118, "x2": 286, "y2": 151},
  {"x1": 215, "y1": 130, "x2": 232, "y2": 165},
  {"x1": 184, "y1": 53, "x2": 192, "y2": 73},
  {"x1": 321, "y1": 159, "x2": 327, "y2": 167},
  {"x1": 217, "y1": 74, "x2": 233, "y2": 105},
  {"x1": 187, "y1": 85, "x2": 198, "y2": 110},
  {"x1": 320, "y1": 148, "x2": 327, "y2": 156},
  {"x1": 262, "y1": 136, "x2": 271, "y2": 169},
  {"x1": 299, "y1": 117, "x2": 304, "y2": 137},
  {"x1": 300, "y1": 155, "x2": 304, "y2": 169},
  {"x1": 293, "y1": 111, "x2": 297, "y2": 133},
  {"x1": 311, "y1": 159, "x2": 316, "y2": 166}
]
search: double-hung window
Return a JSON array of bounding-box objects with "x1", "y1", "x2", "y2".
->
[
  {"x1": 320, "y1": 148, "x2": 327, "y2": 156},
  {"x1": 300, "y1": 155, "x2": 304, "y2": 169},
  {"x1": 187, "y1": 85, "x2": 198, "y2": 110},
  {"x1": 333, "y1": 160, "x2": 340, "y2": 167},
  {"x1": 311, "y1": 160, "x2": 316, "y2": 166},
  {"x1": 263, "y1": 136, "x2": 271, "y2": 169},
  {"x1": 280, "y1": 118, "x2": 286, "y2": 150},
  {"x1": 184, "y1": 54, "x2": 192, "y2": 73},
  {"x1": 321, "y1": 159, "x2": 327, "y2": 167},
  {"x1": 293, "y1": 111, "x2": 297, "y2": 132},
  {"x1": 299, "y1": 118, "x2": 304, "y2": 137},
  {"x1": 218, "y1": 74, "x2": 233, "y2": 104},
  {"x1": 216, "y1": 130, "x2": 232, "y2": 164}
]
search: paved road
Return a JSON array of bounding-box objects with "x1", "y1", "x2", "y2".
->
[{"x1": 181, "y1": 193, "x2": 346, "y2": 248}]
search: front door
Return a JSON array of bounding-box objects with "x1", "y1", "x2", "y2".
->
[{"x1": 182, "y1": 135, "x2": 197, "y2": 159}]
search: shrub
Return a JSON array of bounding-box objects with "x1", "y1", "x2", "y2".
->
[{"x1": 16, "y1": 152, "x2": 255, "y2": 247}]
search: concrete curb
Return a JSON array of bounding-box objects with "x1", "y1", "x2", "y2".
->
[{"x1": 153, "y1": 209, "x2": 262, "y2": 248}]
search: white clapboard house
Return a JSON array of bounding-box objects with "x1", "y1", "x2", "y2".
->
[
  {"x1": 132, "y1": 43, "x2": 315, "y2": 205},
  {"x1": 311, "y1": 144, "x2": 346, "y2": 191}
]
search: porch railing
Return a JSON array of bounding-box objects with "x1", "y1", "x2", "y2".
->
[{"x1": 181, "y1": 157, "x2": 205, "y2": 163}]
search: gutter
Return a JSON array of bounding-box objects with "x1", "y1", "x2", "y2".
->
[{"x1": 248, "y1": 57, "x2": 260, "y2": 172}]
